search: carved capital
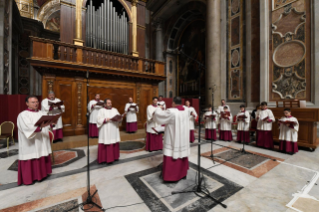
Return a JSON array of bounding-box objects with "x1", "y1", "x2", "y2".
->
[{"x1": 132, "y1": 0, "x2": 138, "y2": 6}]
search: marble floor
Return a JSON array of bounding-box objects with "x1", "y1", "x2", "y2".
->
[{"x1": 0, "y1": 130, "x2": 319, "y2": 212}]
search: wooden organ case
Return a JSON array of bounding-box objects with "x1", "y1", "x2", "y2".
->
[{"x1": 28, "y1": 0, "x2": 165, "y2": 136}]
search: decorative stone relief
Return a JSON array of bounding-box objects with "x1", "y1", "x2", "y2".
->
[
  {"x1": 272, "y1": 0, "x2": 298, "y2": 11},
  {"x1": 271, "y1": 4, "x2": 307, "y2": 100},
  {"x1": 272, "y1": 8, "x2": 305, "y2": 38},
  {"x1": 272, "y1": 72, "x2": 306, "y2": 99}
]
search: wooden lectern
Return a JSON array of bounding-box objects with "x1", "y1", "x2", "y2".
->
[{"x1": 271, "y1": 100, "x2": 319, "y2": 150}]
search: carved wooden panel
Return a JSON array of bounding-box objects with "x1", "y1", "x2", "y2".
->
[
  {"x1": 42, "y1": 73, "x2": 157, "y2": 135},
  {"x1": 227, "y1": 0, "x2": 244, "y2": 101},
  {"x1": 56, "y1": 81, "x2": 74, "y2": 135}
]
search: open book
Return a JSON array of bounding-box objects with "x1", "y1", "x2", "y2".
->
[
  {"x1": 152, "y1": 126, "x2": 165, "y2": 134},
  {"x1": 111, "y1": 114, "x2": 123, "y2": 122},
  {"x1": 48, "y1": 100, "x2": 64, "y2": 107},
  {"x1": 278, "y1": 119, "x2": 296, "y2": 125},
  {"x1": 128, "y1": 105, "x2": 138, "y2": 111},
  {"x1": 205, "y1": 114, "x2": 216, "y2": 119},
  {"x1": 95, "y1": 101, "x2": 104, "y2": 106},
  {"x1": 221, "y1": 111, "x2": 230, "y2": 119},
  {"x1": 34, "y1": 114, "x2": 61, "y2": 127}
]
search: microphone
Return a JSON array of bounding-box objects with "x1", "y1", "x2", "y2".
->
[{"x1": 86, "y1": 70, "x2": 89, "y2": 79}]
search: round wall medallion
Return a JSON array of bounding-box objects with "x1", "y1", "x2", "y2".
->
[
  {"x1": 273, "y1": 40, "x2": 306, "y2": 68},
  {"x1": 231, "y1": 49, "x2": 240, "y2": 67},
  {"x1": 231, "y1": 0, "x2": 240, "y2": 14}
]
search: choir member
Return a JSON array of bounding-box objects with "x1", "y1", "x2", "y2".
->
[
  {"x1": 17, "y1": 96, "x2": 53, "y2": 185},
  {"x1": 217, "y1": 99, "x2": 231, "y2": 116},
  {"x1": 146, "y1": 97, "x2": 163, "y2": 152},
  {"x1": 41, "y1": 91, "x2": 65, "y2": 142},
  {"x1": 278, "y1": 108, "x2": 299, "y2": 154},
  {"x1": 87, "y1": 94, "x2": 104, "y2": 138},
  {"x1": 216, "y1": 99, "x2": 230, "y2": 135},
  {"x1": 236, "y1": 105, "x2": 250, "y2": 143},
  {"x1": 219, "y1": 106, "x2": 233, "y2": 141},
  {"x1": 153, "y1": 96, "x2": 190, "y2": 182},
  {"x1": 96, "y1": 99, "x2": 121, "y2": 164},
  {"x1": 203, "y1": 105, "x2": 217, "y2": 141},
  {"x1": 157, "y1": 95, "x2": 166, "y2": 110},
  {"x1": 250, "y1": 104, "x2": 260, "y2": 136},
  {"x1": 256, "y1": 101, "x2": 275, "y2": 149},
  {"x1": 185, "y1": 100, "x2": 198, "y2": 143},
  {"x1": 124, "y1": 97, "x2": 139, "y2": 133}
]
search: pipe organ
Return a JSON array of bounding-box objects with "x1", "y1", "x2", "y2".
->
[{"x1": 85, "y1": 0, "x2": 129, "y2": 54}]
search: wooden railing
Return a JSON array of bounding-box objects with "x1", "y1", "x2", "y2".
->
[{"x1": 30, "y1": 37, "x2": 165, "y2": 78}]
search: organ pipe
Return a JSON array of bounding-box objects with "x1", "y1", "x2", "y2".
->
[{"x1": 86, "y1": 0, "x2": 128, "y2": 54}]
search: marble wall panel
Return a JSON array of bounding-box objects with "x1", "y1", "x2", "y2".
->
[
  {"x1": 269, "y1": 0, "x2": 311, "y2": 100},
  {"x1": 227, "y1": 0, "x2": 244, "y2": 101},
  {"x1": 250, "y1": 0, "x2": 260, "y2": 102}
]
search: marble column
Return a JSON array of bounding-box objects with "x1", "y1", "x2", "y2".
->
[
  {"x1": 155, "y1": 22, "x2": 164, "y2": 96},
  {"x1": 74, "y1": 0, "x2": 83, "y2": 46},
  {"x1": 131, "y1": 0, "x2": 139, "y2": 57},
  {"x1": 206, "y1": 0, "x2": 221, "y2": 108},
  {"x1": 259, "y1": 0, "x2": 270, "y2": 104},
  {"x1": 245, "y1": 0, "x2": 253, "y2": 108}
]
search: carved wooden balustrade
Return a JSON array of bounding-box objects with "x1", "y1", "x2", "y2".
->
[{"x1": 29, "y1": 37, "x2": 165, "y2": 81}]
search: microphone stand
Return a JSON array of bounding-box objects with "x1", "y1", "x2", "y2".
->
[
  {"x1": 66, "y1": 70, "x2": 103, "y2": 211},
  {"x1": 240, "y1": 113, "x2": 247, "y2": 154},
  {"x1": 209, "y1": 86, "x2": 217, "y2": 163},
  {"x1": 171, "y1": 48, "x2": 227, "y2": 209}
]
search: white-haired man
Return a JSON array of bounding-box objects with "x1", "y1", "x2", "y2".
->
[{"x1": 41, "y1": 91, "x2": 65, "y2": 142}]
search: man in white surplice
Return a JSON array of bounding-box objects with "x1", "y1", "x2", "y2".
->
[
  {"x1": 185, "y1": 100, "x2": 198, "y2": 143},
  {"x1": 157, "y1": 95, "x2": 166, "y2": 110},
  {"x1": 88, "y1": 94, "x2": 104, "y2": 138},
  {"x1": 41, "y1": 91, "x2": 65, "y2": 142},
  {"x1": 153, "y1": 96, "x2": 190, "y2": 182},
  {"x1": 124, "y1": 97, "x2": 139, "y2": 133},
  {"x1": 96, "y1": 99, "x2": 122, "y2": 164},
  {"x1": 17, "y1": 96, "x2": 53, "y2": 185}
]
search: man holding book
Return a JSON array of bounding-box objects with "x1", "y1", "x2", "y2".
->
[
  {"x1": 236, "y1": 105, "x2": 250, "y2": 143},
  {"x1": 185, "y1": 100, "x2": 198, "y2": 143},
  {"x1": 88, "y1": 94, "x2": 104, "y2": 138},
  {"x1": 124, "y1": 97, "x2": 139, "y2": 133},
  {"x1": 153, "y1": 96, "x2": 190, "y2": 182},
  {"x1": 203, "y1": 105, "x2": 217, "y2": 141},
  {"x1": 96, "y1": 99, "x2": 122, "y2": 164},
  {"x1": 17, "y1": 96, "x2": 55, "y2": 185},
  {"x1": 256, "y1": 101, "x2": 275, "y2": 149},
  {"x1": 219, "y1": 106, "x2": 233, "y2": 141},
  {"x1": 41, "y1": 91, "x2": 65, "y2": 142},
  {"x1": 278, "y1": 108, "x2": 299, "y2": 154},
  {"x1": 146, "y1": 97, "x2": 163, "y2": 151},
  {"x1": 157, "y1": 95, "x2": 166, "y2": 110}
]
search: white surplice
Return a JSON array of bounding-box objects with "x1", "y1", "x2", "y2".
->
[
  {"x1": 41, "y1": 98, "x2": 65, "y2": 130},
  {"x1": 157, "y1": 101, "x2": 166, "y2": 110},
  {"x1": 187, "y1": 106, "x2": 198, "y2": 130},
  {"x1": 153, "y1": 107, "x2": 190, "y2": 159},
  {"x1": 88, "y1": 99, "x2": 104, "y2": 124},
  {"x1": 278, "y1": 116, "x2": 299, "y2": 142},
  {"x1": 257, "y1": 109, "x2": 275, "y2": 131},
  {"x1": 17, "y1": 110, "x2": 52, "y2": 160},
  {"x1": 96, "y1": 108, "x2": 121, "y2": 144},
  {"x1": 220, "y1": 112, "x2": 233, "y2": 131},
  {"x1": 146, "y1": 105, "x2": 159, "y2": 134},
  {"x1": 237, "y1": 111, "x2": 250, "y2": 131},
  {"x1": 217, "y1": 105, "x2": 231, "y2": 116},
  {"x1": 203, "y1": 111, "x2": 217, "y2": 129},
  {"x1": 125, "y1": 103, "x2": 139, "y2": 123}
]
